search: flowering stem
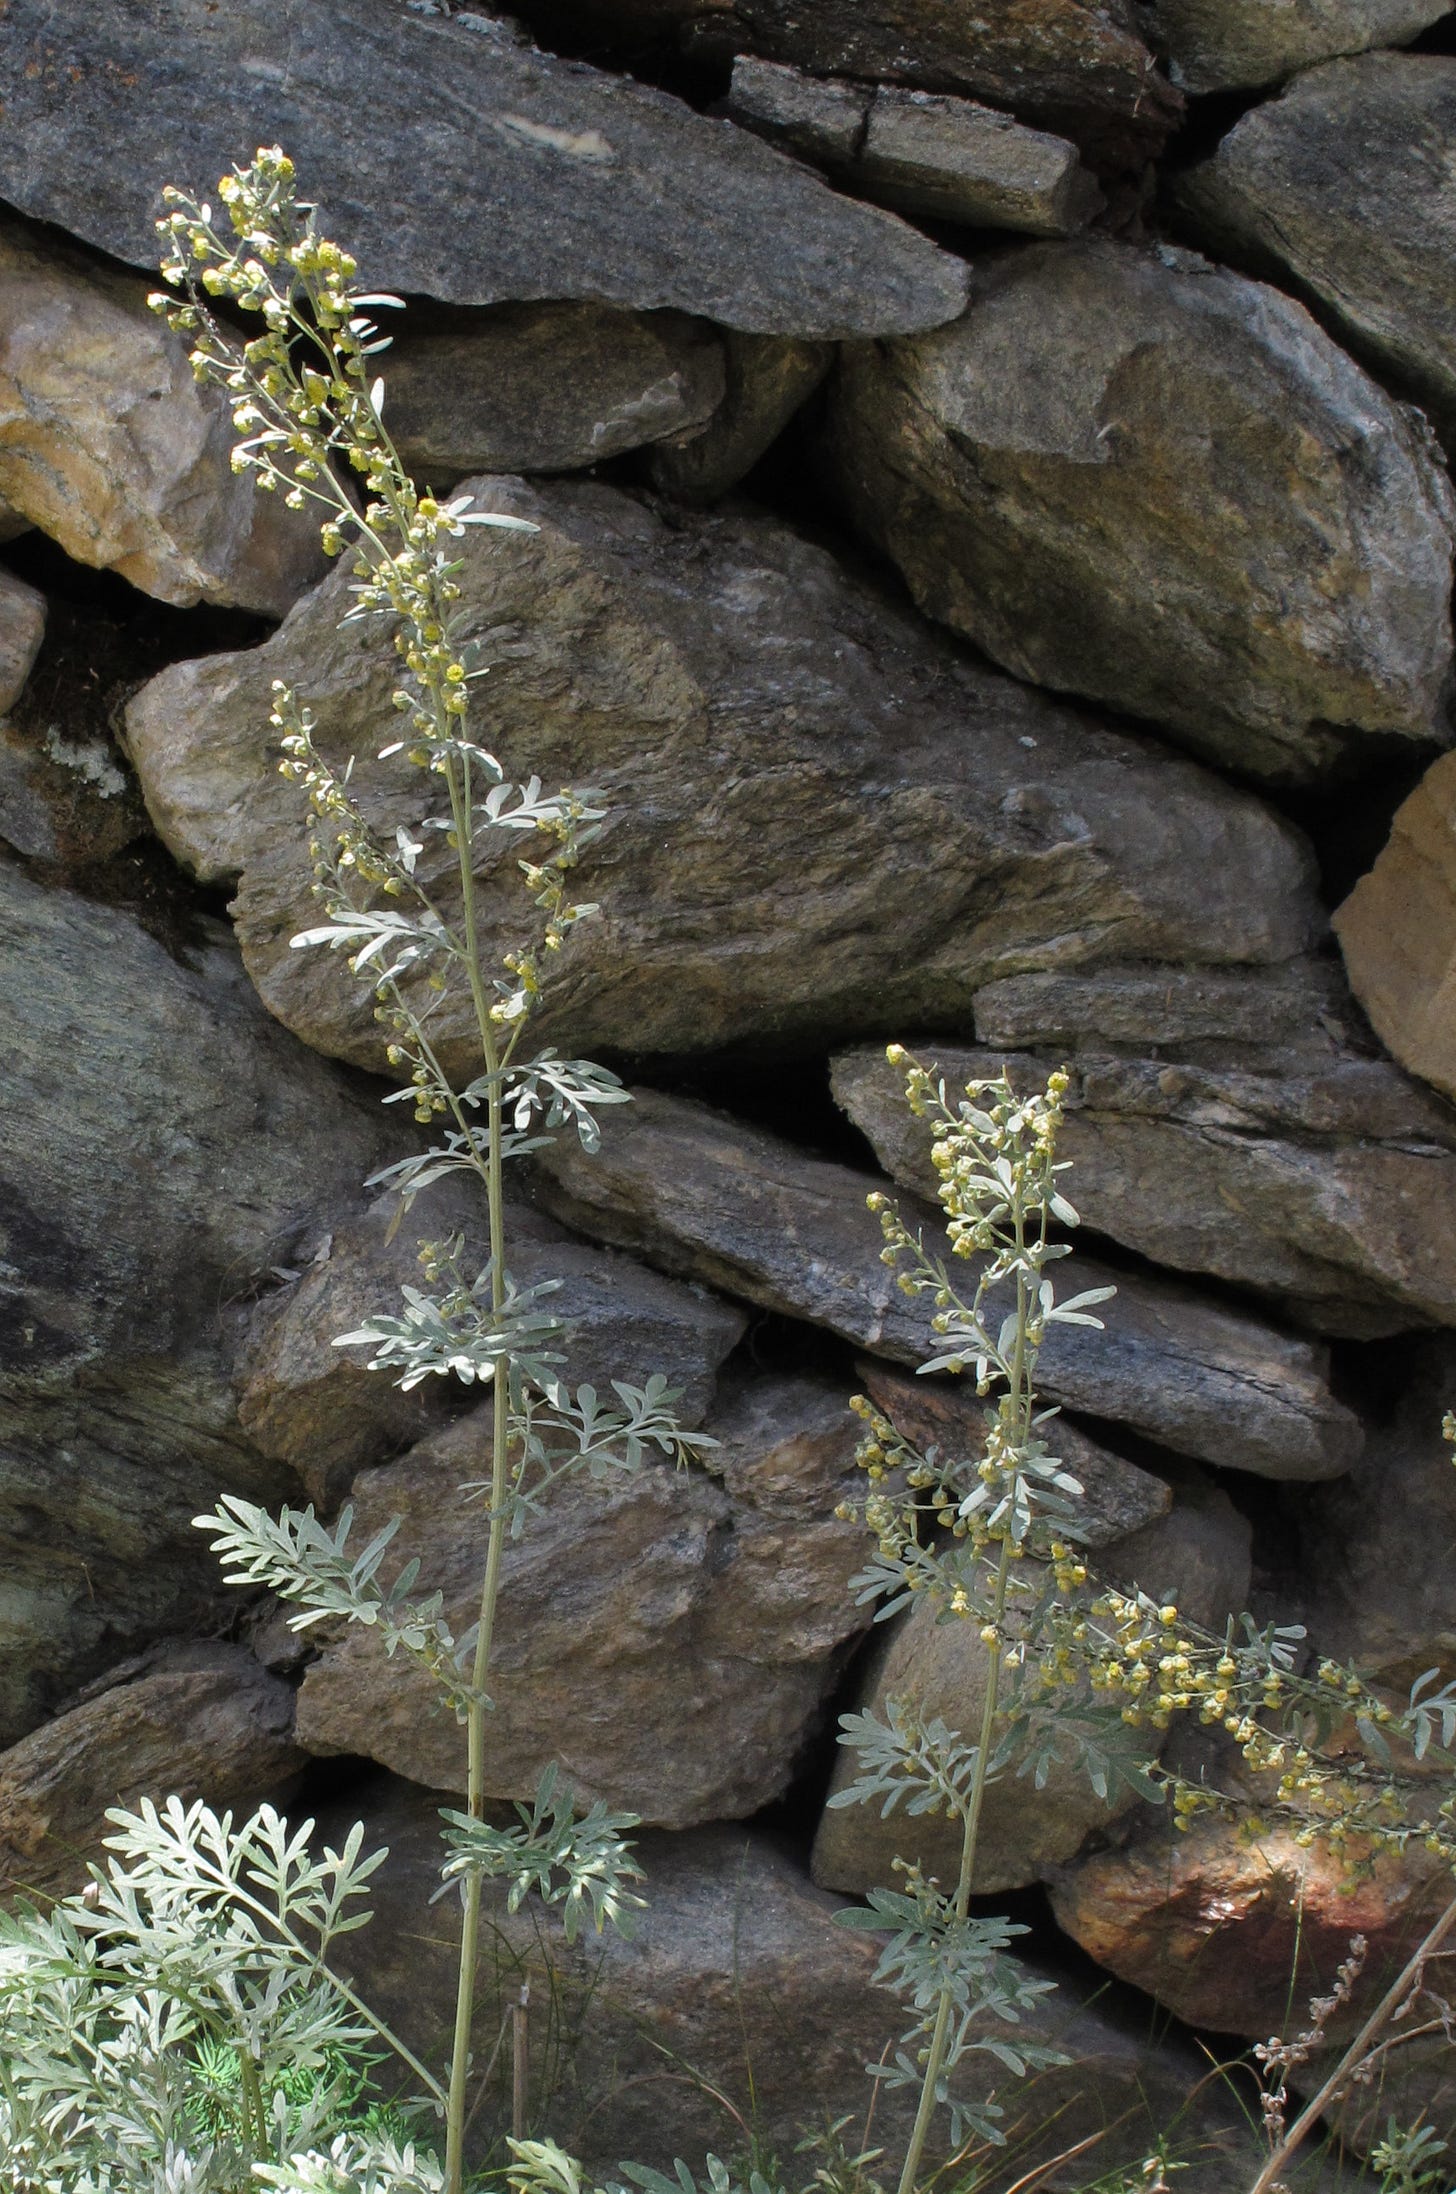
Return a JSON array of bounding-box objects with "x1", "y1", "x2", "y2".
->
[{"x1": 896, "y1": 1193, "x2": 1032, "y2": 2194}]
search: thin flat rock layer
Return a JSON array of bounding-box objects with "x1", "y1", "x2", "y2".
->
[
  {"x1": 531, "y1": 1086, "x2": 1364, "y2": 1482},
  {"x1": 0, "y1": 0, "x2": 968, "y2": 337}
]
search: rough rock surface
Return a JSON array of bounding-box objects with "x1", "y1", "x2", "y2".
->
[
  {"x1": 532, "y1": 1087, "x2": 1363, "y2": 1482},
  {"x1": 323, "y1": 1776, "x2": 1269, "y2": 2183},
  {"x1": 0, "y1": 571, "x2": 44, "y2": 716},
  {"x1": 858, "y1": 1359, "x2": 1172, "y2": 1547},
  {"x1": 0, "y1": 861, "x2": 391, "y2": 1743},
  {"x1": 237, "y1": 1186, "x2": 747, "y2": 1510},
  {"x1": 383, "y1": 305, "x2": 725, "y2": 482},
  {"x1": 728, "y1": 60, "x2": 1103, "y2": 235},
  {"x1": 0, "y1": 0, "x2": 968, "y2": 340},
  {"x1": 665, "y1": 0, "x2": 1182, "y2": 166},
  {"x1": 1179, "y1": 55, "x2": 1456, "y2": 447},
  {"x1": 832, "y1": 970, "x2": 1456, "y2": 1337},
  {"x1": 0, "y1": 1644, "x2": 304, "y2": 1904},
  {"x1": 1138, "y1": 0, "x2": 1451, "y2": 94},
  {"x1": 812, "y1": 1593, "x2": 1134, "y2": 1898},
  {"x1": 649, "y1": 331, "x2": 833, "y2": 501},
  {"x1": 812, "y1": 1475, "x2": 1249, "y2": 1895},
  {"x1": 1317, "y1": 2030, "x2": 1456, "y2": 2160},
  {"x1": 828, "y1": 238, "x2": 1456, "y2": 783},
  {"x1": 1301, "y1": 1336, "x2": 1456, "y2": 1683},
  {"x1": 295, "y1": 1375, "x2": 871, "y2": 1825},
  {"x1": 123, "y1": 477, "x2": 1321, "y2": 1073},
  {"x1": 1336, "y1": 750, "x2": 1456, "y2": 1107},
  {"x1": 0, "y1": 217, "x2": 322, "y2": 615},
  {"x1": 1048, "y1": 1799, "x2": 1454, "y2": 2042}
]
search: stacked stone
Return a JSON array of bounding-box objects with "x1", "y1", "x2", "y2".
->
[{"x1": 3, "y1": 0, "x2": 1456, "y2": 2172}]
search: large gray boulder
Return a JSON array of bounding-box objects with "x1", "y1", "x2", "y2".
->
[
  {"x1": 1138, "y1": 0, "x2": 1451, "y2": 94},
  {"x1": 827, "y1": 238, "x2": 1456, "y2": 783},
  {"x1": 1179, "y1": 54, "x2": 1456, "y2": 449},
  {"x1": 0, "y1": 0, "x2": 967, "y2": 339},
  {"x1": 0, "y1": 216, "x2": 322, "y2": 615},
  {"x1": 0, "y1": 1643, "x2": 304, "y2": 1906},
  {"x1": 123, "y1": 477, "x2": 1321, "y2": 1075},
  {"x1": 0, "y1": 861, "x2": 392, "y2": 1743},
  {"x1": 832, "y1": 959, "x2": 1456, "y2": 1337},
  {"x1": 530, "y1": 1086, "x2": 1363, "y2": 1482},
  {"x1": 293, "y1": 1373, "x2": 872, "y2": 1827},
  {"x1": 320, "y1": 1776, "x2": 1276, "y2": 2185}
]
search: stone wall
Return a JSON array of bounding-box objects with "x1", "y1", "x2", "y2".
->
[{"x1": 3, "y1": 0, "x2": 1456, "y2": 2177}]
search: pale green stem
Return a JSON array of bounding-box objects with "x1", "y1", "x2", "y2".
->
[
  {"x1": 237, "y1": 2043, "x2": 268, "y2": 2158},
  {"x1": 444, "y1": 746, "x2": 511, "y2": 2194},
  {"x1": 896, "y1": 1197, "x2": 1033, "y2": 2194}
]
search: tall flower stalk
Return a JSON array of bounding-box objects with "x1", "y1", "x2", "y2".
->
[
  {"x1": 152, "y1": 149, "x2": 709, "y2": 2189},
  {"x1": 831, "y1": 1052, "x2": 1456, "y2": 2192}
]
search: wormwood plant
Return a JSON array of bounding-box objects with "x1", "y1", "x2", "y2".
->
[
  {"x1": 0, "y1": 150, "x2": 706, "y2": 2194},
  {"x1": 818, "y1": 1052, "x2": 1456, "y2": 2194}
]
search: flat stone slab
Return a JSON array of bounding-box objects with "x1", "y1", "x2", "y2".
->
[
  {"x1": 729, "y1": 58, "x2": 1104, "y2": 235},
  {"x1": 833, "y1": 966, "x2": 1456, "y2": 1337},
  {"x1": 0, "y1": 0, "x2": 969, "y2": 338},
  {"x1": 531, "y1": 1086, "x2": 1364, "y2": 1482}
]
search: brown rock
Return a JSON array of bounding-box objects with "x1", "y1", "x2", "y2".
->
[
  {"x1": 532, "y1": 1086, "x2": 1363, "y2": 1482},
  {"x1": 832, "y1": 973, "x2": 1456, "y2": 1336},
  {"x1": 0, "y1": 216, "x2": 322, "y2": 614},
  {"x1": 0, "y1": 570, "x2": 44, "y2": 714},
  {"x1": 812, "y1": 1470, "x2": 1248, "y2": 1898},
  {"x1": 649, "y1": 330, "x2": 832, "y2": 501},
  {"x1": 858, "y1": 1359, "x2": 1172, "y2": 1548},
  {"x1": 1100, "y1": 1472, "x2": 1252, "y2": 1629},
  {"x1": 812, "y1": 1590, "x2": 1143, "y2": 1899},
  {"x1": 0, "y1": 0, "x2": 969, "y2": 340},
  {"x1": 237, "y1": 1186, "x2": 747, "y2": 1509},
  {"x1": 383, "y1": 304, "x2": 725, "y2": 482},
  {"x1": 828, "y1": 238, "x2": 1456, "y2": 783},
  {"x1": 1049, "y1": 1802, "x2": 1453, "y2": 2043},
  {"x1": 1179, "y1": 54, "x2": 1456, "y2": 448},
  {"x1": 123, "y1": 476, "x2": 1321, "y2": 1073},
  {"x1": 322, "y1": 1774, "x2": 1271, "y2": 2183},
  {"x1": 1336, "y1": 750, "x2": 1456, "y2": 1109},
  {"x1": 294, "y1": 1373, "x2": 871, "y2": 1826},
  {"x1": 0, "y1": 1643, "x2": 304, "y2": 1905},
  {"x1": 728, "y1": 59, "x2": 1103, "y2": 235},
  {"x1": 1139, "y1": 0, "x2": 1451, "y2": 94}
]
